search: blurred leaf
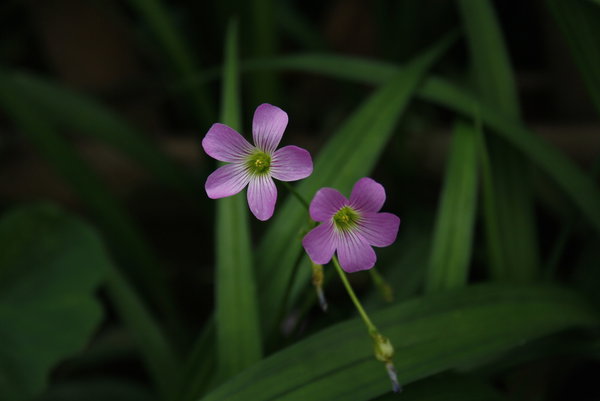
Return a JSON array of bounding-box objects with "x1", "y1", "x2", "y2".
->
[
  {"x1": 2, "y1": 71, "x2": 197, "y2": 199},
  {"x1": 37, "y1": 378, "x2": 154, "y2": 401},
  {"x1": 199, "y1": 284, "x2": 598, "y2": 401},
  {"x1": 256, "y1": 33, "x2": 457, "y2": 336},
  {"x1": 458, "y1": 0, "x2": 540, "y2": 282},
  {"x1": 547, "y1": 0, "x2": 600, "y2": 116},
  {"x1": 375, "y1": 374, "x2": 504, "y2": 401},
  {"x1": 426, "y1": 121, "x2": 478, "y2": 292},
  {"x1": 125, "y1": 0, "x2": 214, "y2": 124},
  {"x1": 244, "y1": 54, "x2": 600, "y2": 232},
  {"x1": 277, "y1": 1, "x2": 327, "y2": 51},
  {"x1": 0, "y1": 78, "x2": 180, "y2": 399},
  {"x1": 0, "y1": 74, "x2": 179, "y2": 328},
  {"x1": 214, "y1": 20, "x2": 263, "y2": 380},
  {"x1": 0, "y1": 204, "x2": 106, "y2": 401}
]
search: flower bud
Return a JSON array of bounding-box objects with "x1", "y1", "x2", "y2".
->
[
  {"x1": 372, "y1": 333, "x2": 394, "y2": 362},
  {"x1": 311, "y1": 263, "x2": 327, "y2": 311}
]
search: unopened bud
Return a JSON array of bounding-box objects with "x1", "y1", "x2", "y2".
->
[
  {"x1": 311, "y1": 263, "x2": 328, "y2": 311},
  {"x1": 372, "y1": 333, "x2": 394, "y2": 362}
]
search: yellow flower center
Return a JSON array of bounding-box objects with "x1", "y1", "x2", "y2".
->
[
  {"x1": 333, "y1": 206, "x2": 360, "y2": 231},
  {"x1": 246, "y1": 151, "x2": 271, "y2": 175}
]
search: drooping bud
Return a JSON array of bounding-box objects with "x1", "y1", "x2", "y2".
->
[
  {"x1": 372, "y1": 332, "x2": 401, "y2": 393},
  {"x1": 311, "y1": 263, "x2": 328, "y2": 311}
]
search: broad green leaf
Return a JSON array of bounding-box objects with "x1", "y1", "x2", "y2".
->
[
  {"x1": 0, "y1": 74, "x2": 180, "y2": 327},
  {"x1": 0, "y1": 79, "x2": 179, "y2": 399},
  {"x1": 176, "y1": 319, "x2": 216, "y2": 401},
  {"x1": 199, "y1": 284, "x2": 598, "y2": 401},
  {"x1": 375, "y1": 375, "x2": 504, "y2": 401},
  {"x1": 3, "y1": 71, "x2": 197, "y2": 199},
  {"x1": 458, "y1": 0, "x2": 540, "y2": 283},
  {"x1": 37, "y1": 379, "x2": 153, "y2": 401},
  {"x1": 547, "y1": 0, "x2": 600, "y2": 115},
  {"x1": 125, "y1": 0, "x2": 214, "y2": 124},
  {"x1": 214, "y1": 20, "x2": 263, "y2": 379},
  {"x1": 426, "y1": 121, "x2": 478, "y2": 292},
  {"x1": 241, "y1": 54, "x2": 600, "y2": 233},
  {"x1": 0, "y1": 204, "x2": 106, "y2": 401},
  {"x1": 256, "y1": 33, "x2": 457, "y2": 337}
]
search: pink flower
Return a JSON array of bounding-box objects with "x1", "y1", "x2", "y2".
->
[
  {"x1": 202, "y1": 104, "x2": 313, "y2": 221},
  {"x1": 302, "y1": 178, "x2": 400, "y2": 272}
]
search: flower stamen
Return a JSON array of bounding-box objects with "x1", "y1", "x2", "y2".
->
[
  {"x1": 333, "y1": 206, "x2": 360, "y2": 232},
  {"x1": 246, "y1": 151, "x2": 271, "y2": 175}
]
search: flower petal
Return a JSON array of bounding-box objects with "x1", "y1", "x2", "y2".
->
[
  {"x1": 205, "y1": 163, "x2": 250, "y2": 199},
  {"x1": 336, "y1": 231, "x2": 376, "y2": 273},
  {"x1": 357, "y1": 212, "x2": 400, "y2": 247},
  {"x1": 247, "y1": 175, "x2": 277, "y2": 221},
  {"x1": 309, "y1": 188, "x2": 348, "y2": 222},
  {"x1": 302, "y1": 221, "x2": 337, "y2": 265},
  {"x1": 252, "y1": 103, "x2": 288, "y2": 153},
  {"x1": 202, "y1": 123, "x2": 253, "y2": 162},
  {"x1": 349, "y1": 177, "x2": 386, "y2": 213},
  {"x1": 271, "y1": 145, "x2": 313, "y2": 182}
]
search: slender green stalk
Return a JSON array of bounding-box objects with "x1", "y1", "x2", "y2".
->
[
  {"x1": 332, "y1": 256, "x2": 378, "y2": 335},
  {"x1": 369, "y1": 268, "x2": 394, "y2": 302},
  {"x1": 282, "y1": 181, "x2": 310, "y2": 210}
]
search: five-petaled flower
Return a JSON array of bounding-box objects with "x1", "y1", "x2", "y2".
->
[
  {"x1": 302, "y1": 178, "x2": 400, "y2": 272},
  {"x1": 202, "y1": 104, "x2": 313, "y2": 221}
]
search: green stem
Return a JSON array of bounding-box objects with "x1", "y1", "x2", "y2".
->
[
  {"x1": 369, "y1": 268, "x2": 394, "y2": 302},
  {"x1": 332, "y1": 255, "x2": 378, "y2": 335},
  {"x1": 282, "y1": 181, "x2": 310, "y2": 210}
]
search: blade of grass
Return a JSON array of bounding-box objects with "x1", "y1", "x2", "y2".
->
[
  {"x1": 199, "y1": 284, "x2": 598, "y2": 401},
  {"x1": 255, "y1": 33, "x2": 458, "y2": 338},
  {"x1": 247, "y1": 0, "x2": 279, "y2": 104},
  {"x1": 214, "y1": 20, "x2": 263, "y2": 380},
  {"x1": 106, "y1": 267, "x2": 179, "y2": 399},
  {"x1": 238, "y1": 54, "x2": 600, "y2": 232},
  {"x1": 125, "y1": 0, "x2": 214, "y2": 124},
  {"x1": 3, "y1": 71, "x2": 198, "y2": 199},
  {"x1": 425, "y1": 120, "x2": 478, "y2": 292},
  {"x1": 547, "y1": 0, "x2": 600, "y2": 116},
  {"x1": 458, "y1": 0, "x2": 540, "y2": 282}
]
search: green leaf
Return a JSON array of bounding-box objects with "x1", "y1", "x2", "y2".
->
[
  {"x1": 426, "y1": 121, "x2": 478, "y2": 292},
  {"x1": 547, "y1": 0, "x2": 600, "y2": 116},
  {"x1": 125, "y1": 0, "x2": 214, "y2": 124},
  {"x1": 199, "y1": 284, "x2": 598, "y2": 401},
  {"x1": 214, "y1": 20, "x2": 263, "y2": 379},
  {"x1": 0, "y1": 78, "x2": 180, "y2": 399},
  {"x1": 256, "y1": 33, "x2": 457, "y2": 337},
  {"x1": 458, "y1": 0, "x2": 540, "y2": 283},
  {"x1": 0, "y1": 204, "x2": 106, "y2": 401},
  {"x1": 2, "y1": 71, "x2": 197, "y2": 199},
  {"x1": 0, "y1": 74, "x2": 179, "y2": 327},
  {"x1": 241, "y1": 54, "x2": 600, "y2": 233}
]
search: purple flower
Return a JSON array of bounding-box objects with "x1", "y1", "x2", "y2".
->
[
  {"x1": 202, "y1": 104, "x2": 313, "y2": 221},
  {"x1": 302, "y1": 178, "x2": 400, "y2": 273}
]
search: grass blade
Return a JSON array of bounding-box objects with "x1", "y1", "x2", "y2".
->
[
  {"x1": 458, "y1": 0, "x2": 540, "y2": 282},
  {"x1": 125, "y1": 0, "x2": 214, "y2": 124},
  {"x1": 240, "y1": 54, "x2": 600, "y2": 233},
  {"x1": 214, "y1": 20, "x2": 263, "y2": 379},
  {"x1": 256, "y1": 33, "x2": 457, "y2": 337},
  {"x1": 547, "y1": 0, "x2": 600, "y2": 115},
  {"x1": 199, "y1": 284, "x2": 598, "y2": 401},
  {"x1": 3, "y1": 71, "x2": 198, "y2": 198},
  {"x1": 425, "y1": 121, "x2": 478, "y2": 292}
]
